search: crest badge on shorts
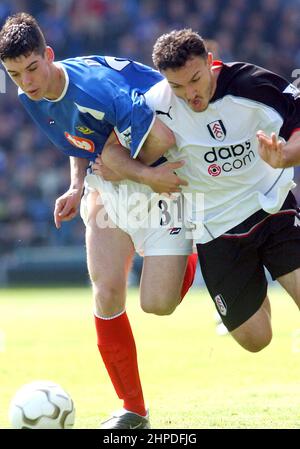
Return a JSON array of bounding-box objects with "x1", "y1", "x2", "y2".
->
[
  {"x1": 207, "y1": 119, "x2": 226, "y2": 141},
  {"x1": 214, "y1": 294, "x2": 227, "y2": 316}
]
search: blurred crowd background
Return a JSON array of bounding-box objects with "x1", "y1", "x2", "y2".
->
[{"x1": 0, "y1": 0, "x2": 300, "y2": 263}]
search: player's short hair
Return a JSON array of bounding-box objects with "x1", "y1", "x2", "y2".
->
[
  {"x1": 0, "y1": 12, "x2": 46, "y2": 61},
  {"x1": 152, "y1": 29, "x2": 208, "y2": 71}
]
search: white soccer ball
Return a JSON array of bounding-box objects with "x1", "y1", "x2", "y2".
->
[{"x1": 9, "y1": 380, "x2": 75, "y2": 429}]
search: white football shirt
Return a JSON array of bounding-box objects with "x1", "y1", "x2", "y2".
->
[{"x1": 144, "y1": 61, "x2": 300, "y2": 243}]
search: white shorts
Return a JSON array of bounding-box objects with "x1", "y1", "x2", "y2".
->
[{"x1": 80, "y1": 173, "x2": 193, "y2": 257}]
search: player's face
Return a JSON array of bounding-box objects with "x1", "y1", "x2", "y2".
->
[
  {"x1": 3, "y1": 47, "x2": 55, "y2": 100},
  {"x1": 162, "y1": 54, "x2": 216, "y2": 112}
]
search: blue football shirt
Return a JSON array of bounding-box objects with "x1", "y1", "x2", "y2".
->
[{"x1": 18, "y1": 55, "x2": 163, "y2": 161}]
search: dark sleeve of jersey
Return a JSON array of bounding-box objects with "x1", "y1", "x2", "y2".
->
[{"x1": 234, "y1": 65, "x2": 300, "y2": 140}]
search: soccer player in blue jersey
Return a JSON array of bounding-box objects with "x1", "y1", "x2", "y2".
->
[{"x1": 0, "y1": 14, "x2": 198, "y2": 429}]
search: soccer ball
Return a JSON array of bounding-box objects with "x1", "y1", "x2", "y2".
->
[{"x1": 9, "y1": 380, "x2": 75, "y2": 429}]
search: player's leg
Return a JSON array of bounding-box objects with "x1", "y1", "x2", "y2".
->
[
  {"x1": 84, "y1": 189, "x2": 148, "y2": 423},
  {"x1": 180, "y1": 253, "x2": 198, "y2": 300},
  {"x1": 262, "y1": 193, "x2": 300, "y2": 320},
  {"x1": 138, "y1": 192, "x2": 196, "y2": 314},
  {"x1": 199, "y1": 194, "x2": 300, "y2": 351},
  {"x1": 277, "y1": 268, "x2": 300, "y2": 307},
  {"x1": 140, "y1": 255, "x2": 189, "y2": 315},
  {"x1": 264, "y1": 223, "x2": 300, "y2": 308},
  {"x1": 197, "y1": 228, "x2": 273, "y2": 352},
  {"x1": 230, "y1": 296, "x2": 272, "y2": 352},
  {"x1": 86, "y1": 190, "x2": 134, "y2": 317},
  {"x1": 140, "y1": 253, "x2": 198, "y2": 314}
]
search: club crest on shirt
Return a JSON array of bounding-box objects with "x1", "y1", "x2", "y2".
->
[{"x1": 207, "y1": 119, "x2": 226, "y2": 141}]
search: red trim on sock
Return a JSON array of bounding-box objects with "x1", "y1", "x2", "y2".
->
[
  {"x1": 180, "y1": 253, "x2": 198, "y2": 301},
  {"x1": 94, "y1": 312, "x2": 146, "y2": 416}
]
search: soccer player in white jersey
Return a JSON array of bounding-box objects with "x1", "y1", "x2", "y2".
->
[
  {"x1": 101, "y1": 28, "x2": 300, "y2": 354},
  {"x1": 0, "y1": 15, "x2": 198, "y2": 429}
]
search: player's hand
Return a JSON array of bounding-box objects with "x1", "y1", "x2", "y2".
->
[
  {"x1": 147, "y1": 160, "x2": 188, "y2": 194},
  {"x1": 92, "y1": 156, "x2": 125, "y2": 182},
  {"x1": 54, "y1": 188, "x2": 83, "y2": 229},
  {"x1": 257, "y1": 130, "x2": 285, "y2": 168}
]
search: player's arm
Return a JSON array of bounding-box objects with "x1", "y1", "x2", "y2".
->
[
  {"x1": 99, "y1": 127, "x2": 187, "y2": 194},
  {"x1": 257, "y1": 129, "x2": 300, "y2": 168},
  {"x1": 138, "y1": 116, "x2": 176, "y2": 165},
  {"x1": 101, "y1": 76, "x2": 181, "y2": 166},
  {"x1": 282, "y1": 130, "x2": 300, "y2": 166},
  {"x1": 243, "y1": 70, "x2": 300, "y2": 169},
  {"x1": 54, "y1": 156, "x2": 89, "y2": 229},
  {"x1": 89, "y1": 74, "x2": 186, "y2": 192}
]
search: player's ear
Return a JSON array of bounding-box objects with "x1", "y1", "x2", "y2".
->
[
  {"x1": 207, "y1": 52, "x2": 213, "y2": 67},
  {"x1": 45, "y1": 46, "x2": 55, "y2": 63}
]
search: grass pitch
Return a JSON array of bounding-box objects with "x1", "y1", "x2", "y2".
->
[{"x1": 0, "y1": 285, "x2": 299, "y2": 429}]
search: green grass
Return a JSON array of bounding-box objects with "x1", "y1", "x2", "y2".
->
[{"x1": 0, "y1": 286, "x2": 300, "y2": 429}]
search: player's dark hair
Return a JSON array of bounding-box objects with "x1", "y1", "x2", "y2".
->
[
  {"x1": 152, "y1": 29, "x2": 208, "y2": 71},
  {"x1": 0, "y1": 12, "x2": 46, "y2": 61}
]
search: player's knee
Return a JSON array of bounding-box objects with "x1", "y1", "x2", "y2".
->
[
  {"x1": 92, "y1": 282, "x2": 125, "y2": 313},
  {"x1": 141, "y1": 295, "x2": 178, "y2": 316},
  {"x1": 236, "y1": 331, "x2": 272, "y2": 353},
  {"x1": 142, "y1": 303, "x2": 176, "y2": 315}
]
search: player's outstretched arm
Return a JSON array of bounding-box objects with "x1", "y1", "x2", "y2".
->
[
  {"x1": 54, "y1": 156, "x2": 89, "y2": 229},
  {"x1": 257, "y1": 129, "x2": 300, "y2": 168}
]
